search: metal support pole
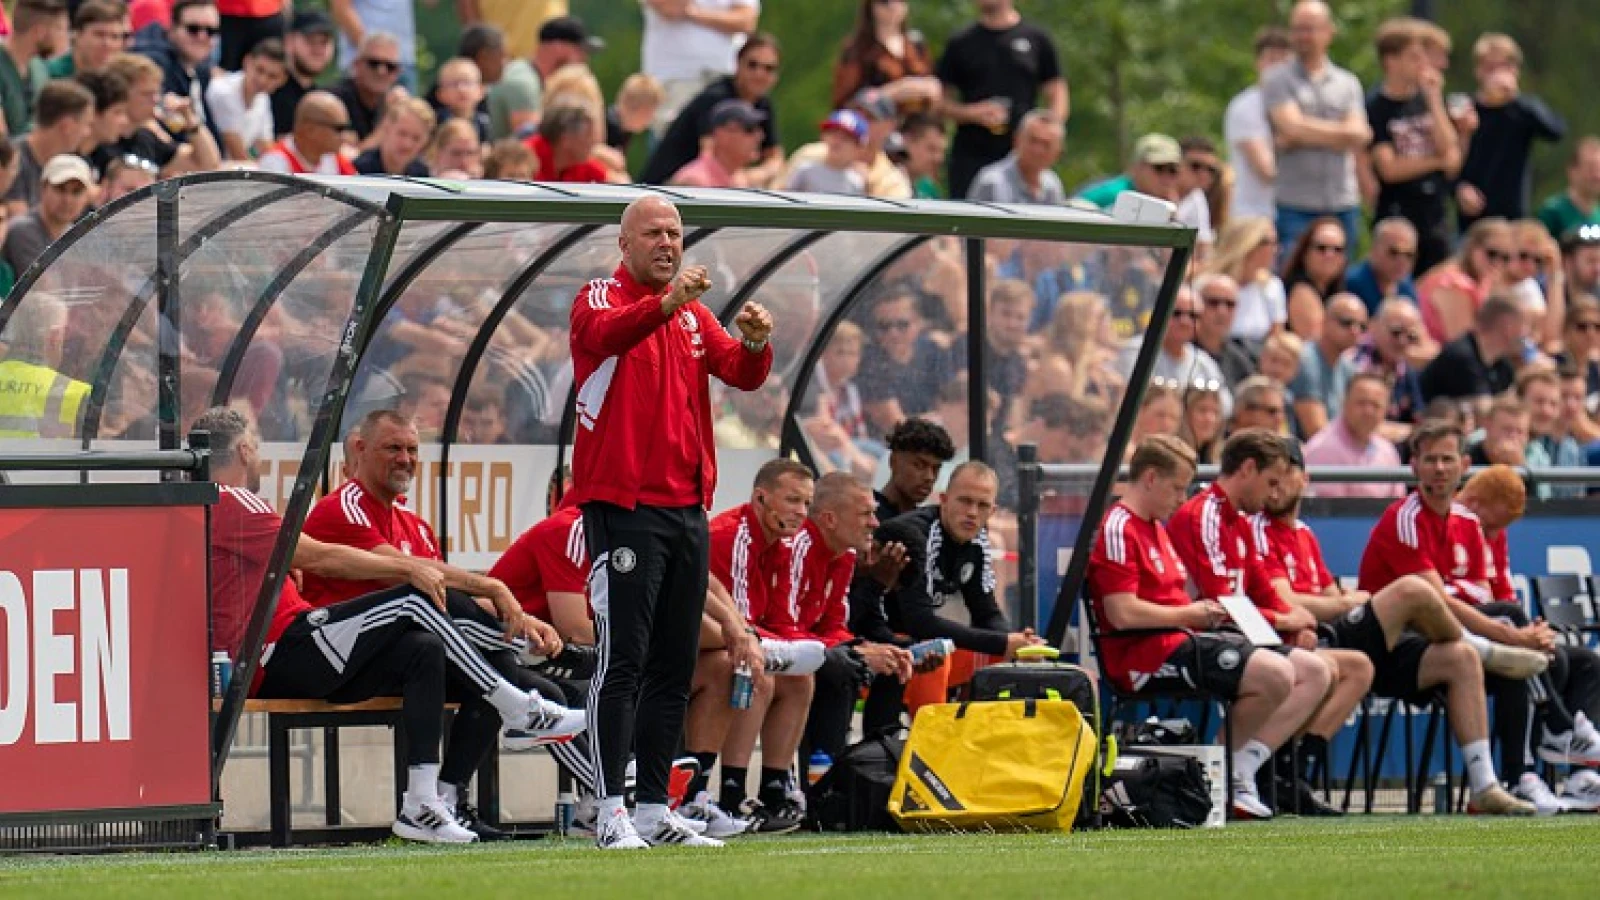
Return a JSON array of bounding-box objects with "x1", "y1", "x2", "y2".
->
[
  {"x1": 155, "y1": 183, "x2": 181, "y2": 479},
  {"x1": 1017, "y1": 442, "x2": 1039, "y2": 632},
  {"x1": 965, "y1": 238, "x2": 987, "y2": 463}
]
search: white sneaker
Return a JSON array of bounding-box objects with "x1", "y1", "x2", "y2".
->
[
  {"x1": 760, "y1": 638, "x2": 826, "y2": 676},
  {"x1": 1230, "y1": 776, "x2": 1273, "y2": 820},
  {"x1": 594, "y1": 807, "x2": 649, "y2": 850},
  {"x1": 503, "y1": 694, "x2": 587, "y2": 751},
  {"x1": 1560, "y1": 769, "x2": 1600, "y2": 811},
  {"x1": 1510, "y1": 773, "x2": 1570, "y2": 816},
  {"x1": 1537, "y1": 724, "x2": 1600, "y2": 767},
  {"x1": 638, "y1": 808, "x2": 725, "y2": 847},
  {"x1": 678, "y1": 792, "x2": 750, "y2": 838},
  {"x1": 393, "y1": 794, "x2": 478, "y2": 844},
  {"x1": 1479, "y1": 642, "x2": 1549, "y2": 680}
]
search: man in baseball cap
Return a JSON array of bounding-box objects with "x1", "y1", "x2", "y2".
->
[
  {"x1": 272, "y1": 10, "x2": 338, "y2": 137},
  {"x1": 3, "y1": 155, "x2": 96, "y2": 276},
  {"x1": 668, "y1": 99, "x2": 765, "y2": 188},
  {"x1": 487, "y1": 15, "x2": 602, "y2": 141},
  {"x1": 1076, "y1": 132, "x2": 1184, "y2": 208},
  {"x1": 538, "y1": 16, "x2": 606, "y2": 55}
]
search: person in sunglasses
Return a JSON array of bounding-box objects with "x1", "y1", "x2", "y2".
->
[
  {"x1": 329, "y1": 30, "x2": 399, "y2": 149},
  {"x1": 258, "y1": 89, "x2": 356, "y2": 175},
  {"x1": 134, "y1": 0, "x2": 217, "y2": 138},
  {"x1": 1076, "y1": 133, "x2": 1183, "y2": 209},
  {"x1": 1417, "y1": 217, "x2": 1520, "y2": 345},
  {"x1": 1331, "y1": 298, "x2": 1428, "y2": 444},
  {"x1": 1345, "y1": 216, "x2": 1419, "y2": 315}
]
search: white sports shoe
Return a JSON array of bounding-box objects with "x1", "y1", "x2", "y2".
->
[
  {"x1": 1510, "y1": 773, "x2": 1569, "y2": 816},
  {"x1": 1478, "y1": 642, "x2": 1549, "y2": 680},
  {"x1": 760, "y1": 638, "x2": 827, "y2": 676},
  {"x1": 503, "y1": 694, "x2": 587, "y2": 751},
  {"x1": 594, "y1": 807, "x2": 649, "y2": 850},
  {"x1": 678, "y1": 792, "x2": 750, "y2": 838},
  {"x1": 393, "y1": 794, "x2": 478, "y2": 844},
  {"x1": 1537, "y1": 722, "x2": 1600, "y2": 767},
  {"x1": 639, "y1": 808, "x2": 725, "y2": 847},
  {"x1": 1559, "y1": 769, "x2": 1600, "y2": 812},
  {"x1": 1230, "y1": 776, "x2": 1273, "y2": 820}
]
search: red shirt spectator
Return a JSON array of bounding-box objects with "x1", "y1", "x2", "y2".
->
[
  {"x1": 489, "y1": 504, "x2": 589, "y2": 622},
  {"x1": 210, "y1": 485, "x2": 311, "y2": 695},
  {"x1": 527, "y1": 133, "x2": 609, "y2": 183},
  {"x1": 259, "y1": 136, "x2": 358, "y2": 175},
  {"x1": 1086, "y1": 501, "x2": 1192, "y2": 692},
  {"x1": 709, "y1": 502, "x2": 793, "y2": 638},
  {"x1": 782, "y1": 518, "x2": 856, "y2": 646},
  {"x1": 1168, "y1": 482, "x2": 1294, "y2": 625},
  {"x1": 1249, "y1": 512, "x2": 1337, "y2": 596},
  {"x1": 567, "y1": 263, "x2": 771, "y2": 511},
  {"x1": 300, "y1": 479, "x2": 441, "y2": 607},
  {"x1": 1483, "y1": 523, "x2": 1516, "y2": 604},
  {"x1": 1357, "y1": 492, "x2": 1492, "y2": 604}
]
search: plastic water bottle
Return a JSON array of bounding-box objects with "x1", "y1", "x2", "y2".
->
[
  {"x1": 554, "y1": 790, "x2": 576, "y2": 835},
  {"x1": 210, "y1": 651, "x2": 232, "y2": 699},
  {"x1": 907, "y1": 638, "x2": 955, "y2": 667},
  {"x1": 731, "y1": 661, "x2": 755, "y2": 709},
  {"x1": 807, "y1": 750, "x2": 832, "y2": 787}
]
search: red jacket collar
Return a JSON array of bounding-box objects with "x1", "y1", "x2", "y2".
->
[
  {"x1": 740, "y1": 502, "x2": 779, "y2": 555},
  {"x1": 1205, "y1": 482, "x2": 1239, "y2": 524},
  {"x1": 611, "y1": 262, "x2": 664, "y2": 302}
]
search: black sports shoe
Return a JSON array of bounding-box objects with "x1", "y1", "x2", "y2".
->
[
  {"x1": 534, "y1": 644, "x2": 599, "y2": 681},
  {"x1": 457, "y1": 800, "x2": 513, "y2": 841},
  {"x1": 1273, "y1": 777, "x2": 1344, "y2": 818},
  {"x1": 739, "y1": 798, "x2": 803, "y2": 834}
]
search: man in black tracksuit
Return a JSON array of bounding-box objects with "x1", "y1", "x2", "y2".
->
[{"x1": 850, "y1": 461, "x2": 1040, "y2": 730}]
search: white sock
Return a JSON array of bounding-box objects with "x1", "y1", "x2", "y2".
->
[
  {"x1": 1463, "y1": 632, "x2": 1492, "y2": 658},
  {"x1": 598, "y1": 795, "x2": 626, "y2": 821},
  {"x1": 407, "y1": 763, "x2": 441, "y2": 805},
  {"x1": 1232, "y1": 740, "x2": 1272, "y2": 785},
  {"x1": 1463, "y1": 739, "x2": 1498, "y2": 794},
  {"x1": 439, "y1": 781, "x2": 459, "y2": 809},
  {"x1": 487, "y1": 681, "x2": 531, "y2": 723},
  {"x1": 634, "y1": 802, "x2": 668, "y2": 831}
]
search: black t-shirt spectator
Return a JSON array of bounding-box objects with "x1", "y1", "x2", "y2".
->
[
  {"x1": 936, "y1": 20, "x2": 1061, "y2": 199},
  {"x1": 1419, "y1": 332, "x2": 1514, "y2": 404},
  {"x1": 329, "y1": 77, "x2": 382, "y2": 141},
  {"x1": 639, "y1": 77, "x2": 779, "y2": 185},
  {"x1": 270, "y1": 75, "x2": 312, "y2": 137},
  {"x1": 1458, "y1": 95, "x2": 1565, "y2": 229},
  {"x1": 353, "y1": 148, "x2": 428, "y2": 177},
  {"x1": 855, "y1": 333, "x2": 953, "y2": 429},
  {"x1": 1368, "y1": 89, "x2": 1449, "y2": 269}
]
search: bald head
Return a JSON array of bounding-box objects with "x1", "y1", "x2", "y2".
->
[
  {"x1": 619, "y1": 195, "x2": 685, "y2": 289},
  {"x1": 1289, "y1": 0, "x2": 1334, "y2": 59},
  {"x1": 1291, "y1": 1, "x2": 1331, "y2": 25},
  {"x1": 293, "y1": 91, "x2": 350, "y2": 160},
  {"x1": 1323, "y1": 293, "x2": 1369, "y2": 350}
]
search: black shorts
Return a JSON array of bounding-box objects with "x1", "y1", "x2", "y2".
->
[
  {"x1": 1135, "y1": 633, "x2": 1258, "y2": 701},
  {"x1": 1320, "y1": 601, "x2": 1434, "y2": 705}
]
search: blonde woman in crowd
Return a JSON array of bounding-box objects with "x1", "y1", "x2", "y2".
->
[{"x1": 1207, "y1": 215, "x2": 1285, "y2": 346}]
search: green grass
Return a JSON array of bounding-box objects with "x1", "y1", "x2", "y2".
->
[{"x1": 0, "y1": 818, "x2": 1592, "y2": 899}]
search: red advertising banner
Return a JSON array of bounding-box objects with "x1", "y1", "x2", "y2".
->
[{"x1": 0, "y1": 504, "x2": 212, "y2": 815}]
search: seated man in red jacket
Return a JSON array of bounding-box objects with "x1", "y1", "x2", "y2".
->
[
  {"x1": 709, "y1": 458, "x2": 827, "y2": 834},
  {"x1": 1167, "y1": 430, "x2": 1360, "y2": 817},
  {"x1": 787, "y1": 473, "x2": 914, "y2": 780},
  {"x1": 1089, "y1": 435, "x2": 1320, "y2": 821},
  {"x1": 197, "y1": 407, "x2": 582, "y2": 845},
  {"x1": 489, "y1": 496, "x2": 762, "y2": 839}
]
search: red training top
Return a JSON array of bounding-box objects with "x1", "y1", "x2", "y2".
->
[
  {"x1": 1250, "y1": 513, "x2": 1337, "y2": 596},
  {"x1": 489, "y1": 505, "x2": 590, "y2": 622},
  {"x1": 1358, "y1": 492, "x2": 1491, "y2": 604},
  {"x1": 1086, "y1": 501, "x2": 1192, "y2": 693},
  {"x1": 526, "y1": 134, "x2": 611, "y2": 183},
  {"x1": 567, "y1": 264, "x2": 772, "y2": 510},
  {"x1": 300, "y1": 479, "x2": 441, "y2": 607},
  {"x1": 1485, "y1": 528, "x2": 1515, "y2": 603},
  {"x1": 1167, "y1": 483, "x2": 1293, "y2": 626},
  {"x1": 781, "y1": 518, "x2": 857, "y2": 647},
  {"x1": 209, "y1": 485, "x2": 311, "y2": 695},
  {"x1": 709, "y1": 502, "x2": 792, "y2": 639}
]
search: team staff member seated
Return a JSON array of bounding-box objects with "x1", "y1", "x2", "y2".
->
[
  {"x1": 568, "y1": 194, "x2": 774, "y2": 850},
  {"x1": 196, "y1": 407, "x2": 585, "y2": 845},
  {"x1": 708, "y1": 459, "x2": 826, "y2": 834},
  {"x1": 1088, "y1": 435, "x2": 1324, "y2": 821},
  {"x1": 489, "y1": 500, "x2": 764, "y2": 838},
  {"x1": 1350, "y1": 419, "x2": 1546, "y2": 814},
  {"x1": 791, "y1": 473, "x2": 915, "y2": 776},
  {"x1": 851, "y1": 460, "x2": 1040, "y2": 731},
  {"x1": 873, "y1": 417, "x2": 957, "y2": 523},
  {"x1": 1166, "y1": 430, "x2": 1359, "y2": 818},
  {"x1": 1456, "y1": 466, "x2": 1600, "y2": 812}
]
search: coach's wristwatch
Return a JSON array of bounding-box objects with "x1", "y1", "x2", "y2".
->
[{"x1": 742, "y1": 338, "x2": 768, "y2": 353}]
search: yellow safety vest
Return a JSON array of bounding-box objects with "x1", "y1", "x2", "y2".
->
[{"x1": 0, "y1": 359, "x2": 89, "y2": 439}]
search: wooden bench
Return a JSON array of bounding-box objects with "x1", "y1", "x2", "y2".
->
[{"x1": 232, "y1": 698, "x2": 496, "y2": 848}]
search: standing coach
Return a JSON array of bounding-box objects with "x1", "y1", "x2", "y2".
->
[{"x1": 569, "y1": 194, "x2": 774, "y2": 850}]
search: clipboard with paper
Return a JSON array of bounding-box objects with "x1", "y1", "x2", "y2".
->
[{"x1": 1217, "y1": 567, "x2": 1282, "y2": 646}]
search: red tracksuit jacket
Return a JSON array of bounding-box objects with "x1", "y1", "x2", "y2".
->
[{"x1": 567, "y1": 263, "x2": 772, "y2": 510}]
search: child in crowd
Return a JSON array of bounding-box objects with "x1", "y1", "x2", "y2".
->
[{"x1": 785, "y1": 110, "x2": 867, "y2": 197}]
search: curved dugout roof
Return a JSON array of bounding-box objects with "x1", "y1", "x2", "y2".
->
[{"x1": 0, "y1": 171, "x2": 1193, "y2": 771}]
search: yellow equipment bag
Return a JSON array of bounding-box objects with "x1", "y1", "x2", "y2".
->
[{"x1": 888, "y1": 698, "x2": 1096, "y2": 833}]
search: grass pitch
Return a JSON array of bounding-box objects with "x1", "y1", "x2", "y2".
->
[{"x1": 0, "y1": 817, "x2": 1592, "y2": 899}]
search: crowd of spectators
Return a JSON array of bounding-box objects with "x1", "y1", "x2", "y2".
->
[{"x1": 3, "y1": 0, "x2": 1600, "y2": 508}]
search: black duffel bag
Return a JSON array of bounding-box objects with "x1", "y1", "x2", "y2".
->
[
  {"x1": 807, "y1": 729, "x2": 905, "y2": 832},
  {"x1": 1099, "y1": 750, "x2": 1213, "y2": 829}
]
